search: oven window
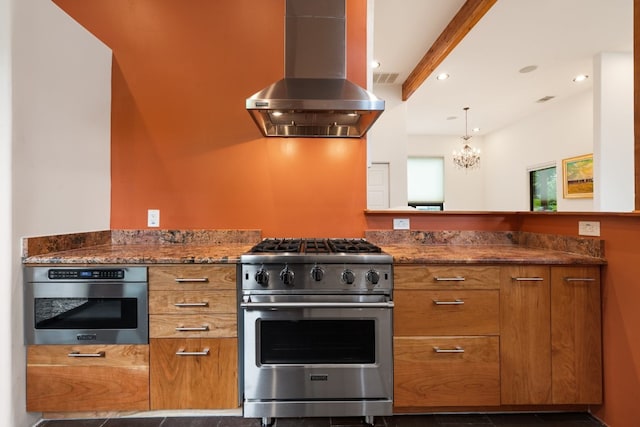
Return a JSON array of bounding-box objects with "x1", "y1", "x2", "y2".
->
[
  {"x1": 259, "y1": 319, "x2": 375, "y2": 364},
  {"x1": 34, "y1": 298, "x2": 138, "y2": 329}
]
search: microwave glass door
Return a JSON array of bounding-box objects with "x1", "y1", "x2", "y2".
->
[{"x1": 34, "y1": 297, "x2": 138, "y2": 330}]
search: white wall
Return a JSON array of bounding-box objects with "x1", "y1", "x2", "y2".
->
[
  {"x1": 594, "y1": 52, "x2": 634, "y2": 212},
  {"x1": 10, "y1": 1, "x2": 112, "y2": 425},
  {"x1": 483, "y1": 90, "x2": 594, "y2": 211},
  {"x1": 1, "y1": 0, "x2": 14, "y2": 425},
  {"x1": 367, "y1": 84, "x2": 409, "y2": 209}
]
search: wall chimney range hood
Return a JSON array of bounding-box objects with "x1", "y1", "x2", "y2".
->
[{"x1": 246, "y1": 0, "x2": 384, "y2": 138}]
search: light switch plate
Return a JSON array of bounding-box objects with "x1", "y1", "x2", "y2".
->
[
  {"x1": 393, "y1": 218, "x2": 410, "y2": 230},
  {"x1": 147, "y1": 209, "x2": 160, "y2": 227},
  {"x1": 578, "y1": 221, "x2": 600, "y2": 236}
]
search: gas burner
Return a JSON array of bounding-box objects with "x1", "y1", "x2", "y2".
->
[
  {"x1": 248, "y1": 238, "x2": 382, "y2": 254},
  {"x1": 250, "y1": 238, "x2": 303, "y2": 253}
]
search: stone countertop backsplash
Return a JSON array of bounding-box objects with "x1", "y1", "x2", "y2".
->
[
  {"x1": 365, "y1": 230, "x2": 605, "y2": 265},
  {"x1": 22, "y1": 229, "x2": 261, "y2": 264},
  {"x1": 22, "y1": 229, "x2": 605, "y2": 265}
]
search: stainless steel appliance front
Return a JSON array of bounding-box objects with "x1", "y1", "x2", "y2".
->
[
  {"x1": 24, "y1": 266, "x2": 148, "y2": 345},
  {"x1": 242, "y1": 294, "x2": 393, "y2": 421}
]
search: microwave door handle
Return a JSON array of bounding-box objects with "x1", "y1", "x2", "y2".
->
[{"x1": 68, "y1": 351, "x2": 106, "y2": 358}]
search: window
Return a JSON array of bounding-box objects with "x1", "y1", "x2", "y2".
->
[
  {"x1": 529, "y1": 166, "x2": 557, "y2": 211},
  {"x1": 407, "y1": 157, "x2": 444, "y2": 210}
]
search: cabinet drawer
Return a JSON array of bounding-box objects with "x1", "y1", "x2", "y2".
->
[
  {"x1": 149, "y1": 265, "x2": 236, "y2": 290},
  {"x1": 150, "y1": 338, "x2": 238, "y2": 409},
  {"x1": 26, "y1": 345, "x2": 149, "y2": 412},
  {"x1": 150, "y1": 313, "x2": 237, "y2": 338},
  {"x1": 394, "y1": 336, "x2": 500, "y2": 408},
  {"x1": 149, "y1": 290, "x2": 236, "y2": 314},
  {"x1": 394, "y1": 290, "x2": 499, "y2": 336},
  {"x1": 395, "y1": 265, "x2": 500, "y2": 290}
]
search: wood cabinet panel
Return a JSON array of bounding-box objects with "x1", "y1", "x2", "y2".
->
[
  {"x1": 149, "y1": 265, "x2": 236, "y2": 290},
  {"x1": 551, "y1": 266, "x2": 602, "y2": 404},
  {"x1": 500, "y1": 266, "x2": 551, "y2": 405},
  {"x1": 150, "y1": 337, "x2": 238, "y2": 409},
  {"x1": 150, "y1": 313, "x2": 237, "y2": 338},
  {"x1": 394, "y1": 336, "x2": 500, "y2": 408},
  {"x1": 149, "y1": 290, "x2": 236, "y2": 314},
  {"x1": 26, "y1": 345, "x2": 149, "y2": 412},
  {"x1": 394, "y1": 290, "x2": 499, "y2": 336},
  {"x1": 395, "y1": 265, "x2": 500, "y2": 290}
]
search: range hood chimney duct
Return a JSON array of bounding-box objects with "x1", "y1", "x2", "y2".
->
[{"x1": 246, "y1": 0, "x2": 384, "y2": 138}]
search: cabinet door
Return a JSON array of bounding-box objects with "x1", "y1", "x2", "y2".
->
[
  {"x1": 27, "y1": 345, "x2": 149, "y2": 412},
  {"x1": 395, "y1": 265, "x2": 500, "y2": 290},
  {"x1": 394, "y1": 290, "x2": 499, "y2": 336},
  {"x1": 149, "y1": 265, "x2": 236, "y2": 291},
  {"x1": 149, "y1": 313, "x2": 237, "y2": 338},
  {"x1": 500, "y1": 266, "x2": 551, "y2": 405},
  {"x1": 150, "y1": 337, "x2": 238, "y2": 409},
  {"x1": 394, "y1": 336, "x2": 500, "y2": 408},
  {"x1": 551, "y1": 266, "x2": 602, "y2": 404}
]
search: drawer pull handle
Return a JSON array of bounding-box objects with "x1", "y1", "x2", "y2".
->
[
  {"x1": 511, "y1": 277, "x2": 544, "y2": 282},
  {"x1": 174, "y1": 277, "x2": 209, "y2": 283},
  {"x1": 433, "y1": 346, "x2": 464, "y2": 354},
  {"x1": 67, "y1": 351, "x2": 105, "y2": 358},
  {"x1": 433, "y1": 299, "x2": 465, "y2": 305},
  {"x1": 175, "y1": 325, "x2": 210, "y2": 332},
  {"x1": 176, "y1": 348, "x2": 210, "y2": 356},
  {"x1": 434, "y1": 276, "x2": 465, "y2": 282},
  {"x1": 174, "y1": 302, "x2": 209, "y2": 307},
  {"x1": 564, "y1": 277, "x2": 596, "y2": 282}
]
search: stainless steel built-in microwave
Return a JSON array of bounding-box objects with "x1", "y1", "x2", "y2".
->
[{"x1": 24, "y1": 266, "x2": 148, "y2": 345}]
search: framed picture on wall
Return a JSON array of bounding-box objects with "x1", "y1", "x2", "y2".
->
[{"x1": 562, "y1": 154, "x2": 594, "y2": 198}]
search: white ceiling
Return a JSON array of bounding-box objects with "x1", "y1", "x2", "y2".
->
[{"x1": 372, "y1": 0, "x2": 633, "y2": 136}]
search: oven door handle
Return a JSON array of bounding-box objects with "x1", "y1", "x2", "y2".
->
[{"x1": 240, "y1": 301, "x2": 394, "y2": 309}]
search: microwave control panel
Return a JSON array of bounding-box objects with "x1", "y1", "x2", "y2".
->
[{"x1": 47, "y1": 269, "x2": 126, "y2": 280}]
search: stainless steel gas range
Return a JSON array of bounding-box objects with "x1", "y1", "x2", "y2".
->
[{"x1": 239, "y1": 238, "x2": 394, "y2": 427}]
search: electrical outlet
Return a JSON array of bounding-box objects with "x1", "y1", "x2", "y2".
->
[
  {"x1": 393, "y1": 218, "x2": 410, "y2": 230},
  {"x1": 147, "y1": 209, "x2": 160, "y2": 227},
  {"x1": 578, "y1": 221, "x2": 600, "y2": 236}
]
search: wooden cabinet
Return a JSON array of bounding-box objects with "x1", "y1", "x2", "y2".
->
[
  {"x1": 396, "y1": 263, "x2": 602, "y2": 410},
  {"x1": 394, "y1": 265, "x2": 501, "y2": 410},
  {"x1": 500, "y1": 265, "x2": 602, "y2": 405},
  {"x1": 148, "y1": 265, "x2": 239, "y2": 410},
  {"x1": 26, "y1": 344, "x2": 149, "y2": 412},
  {"x1": 551, "y1": 266, "x2": 602, "y2": 404},
  {"x1": 500, "y1": 265, "x2": 552, "y2": 404}
]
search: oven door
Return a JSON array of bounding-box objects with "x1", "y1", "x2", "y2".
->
[{"x1": 241, "y1": 294, "x2": 393, "y2": 402}]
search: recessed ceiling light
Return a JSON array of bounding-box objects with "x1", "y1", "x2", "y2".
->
[
  {"x1": 436, "y1": 72, "x2": 450, "y2": 81},
  {"x1": 446, "y1": 116, "x2": 457, "y2": 120},
  {"x1": 519, "y1": 65, "x2": 538, "y2": 73},
  {"x1": 472, "y1": 127, "x2": 480, "y2": 133},
  {"x1": 371, "y1": 60, "x2": 381, "y2": 69},
  {"x1": 573, "y1": 74, "x2": 589, "y2": 83}
]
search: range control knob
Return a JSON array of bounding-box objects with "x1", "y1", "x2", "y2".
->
[
  {"x1": 341, "y1": 269, "x2": 356, "y2": 285},
  {"x1": 254, "y1": 268, "x2": 269, "y2": 287},
  {"x1": 280, "y1": 266, "x2": 295, "y2": 286},
  {"x1": 366, "y1": 269, "x2": 381, "y2": 285},
  {"x1": 310, "y1": 266, "x2": 324, "y2": 282}
]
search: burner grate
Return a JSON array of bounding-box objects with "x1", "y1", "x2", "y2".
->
[
  {"x1": 251, "y1": 238, "x2": 302, "y2": 253},
  {"x1": 303, "y1": 239, "x2": 332, "y2": 254},
  {"x1": 248, "y1": 238, "x2": 382, "y2": 254}
]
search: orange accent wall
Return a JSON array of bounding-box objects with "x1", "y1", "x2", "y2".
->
[{"x1": 54, "y1": 0, "x2": 369, "y2": 237}]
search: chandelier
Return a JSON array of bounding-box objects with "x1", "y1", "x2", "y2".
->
[{"x1": 452, "y1": 107, "x2": 480, "y2": 170}]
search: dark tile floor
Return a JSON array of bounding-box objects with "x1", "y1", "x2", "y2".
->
[{"x1": 36, "y1": 412, "x2": 605, "y2": 427}]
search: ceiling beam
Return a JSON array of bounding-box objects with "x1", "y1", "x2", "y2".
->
[{"x1": 401, "y1": 0, "x2": 497, "y2": 101}]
